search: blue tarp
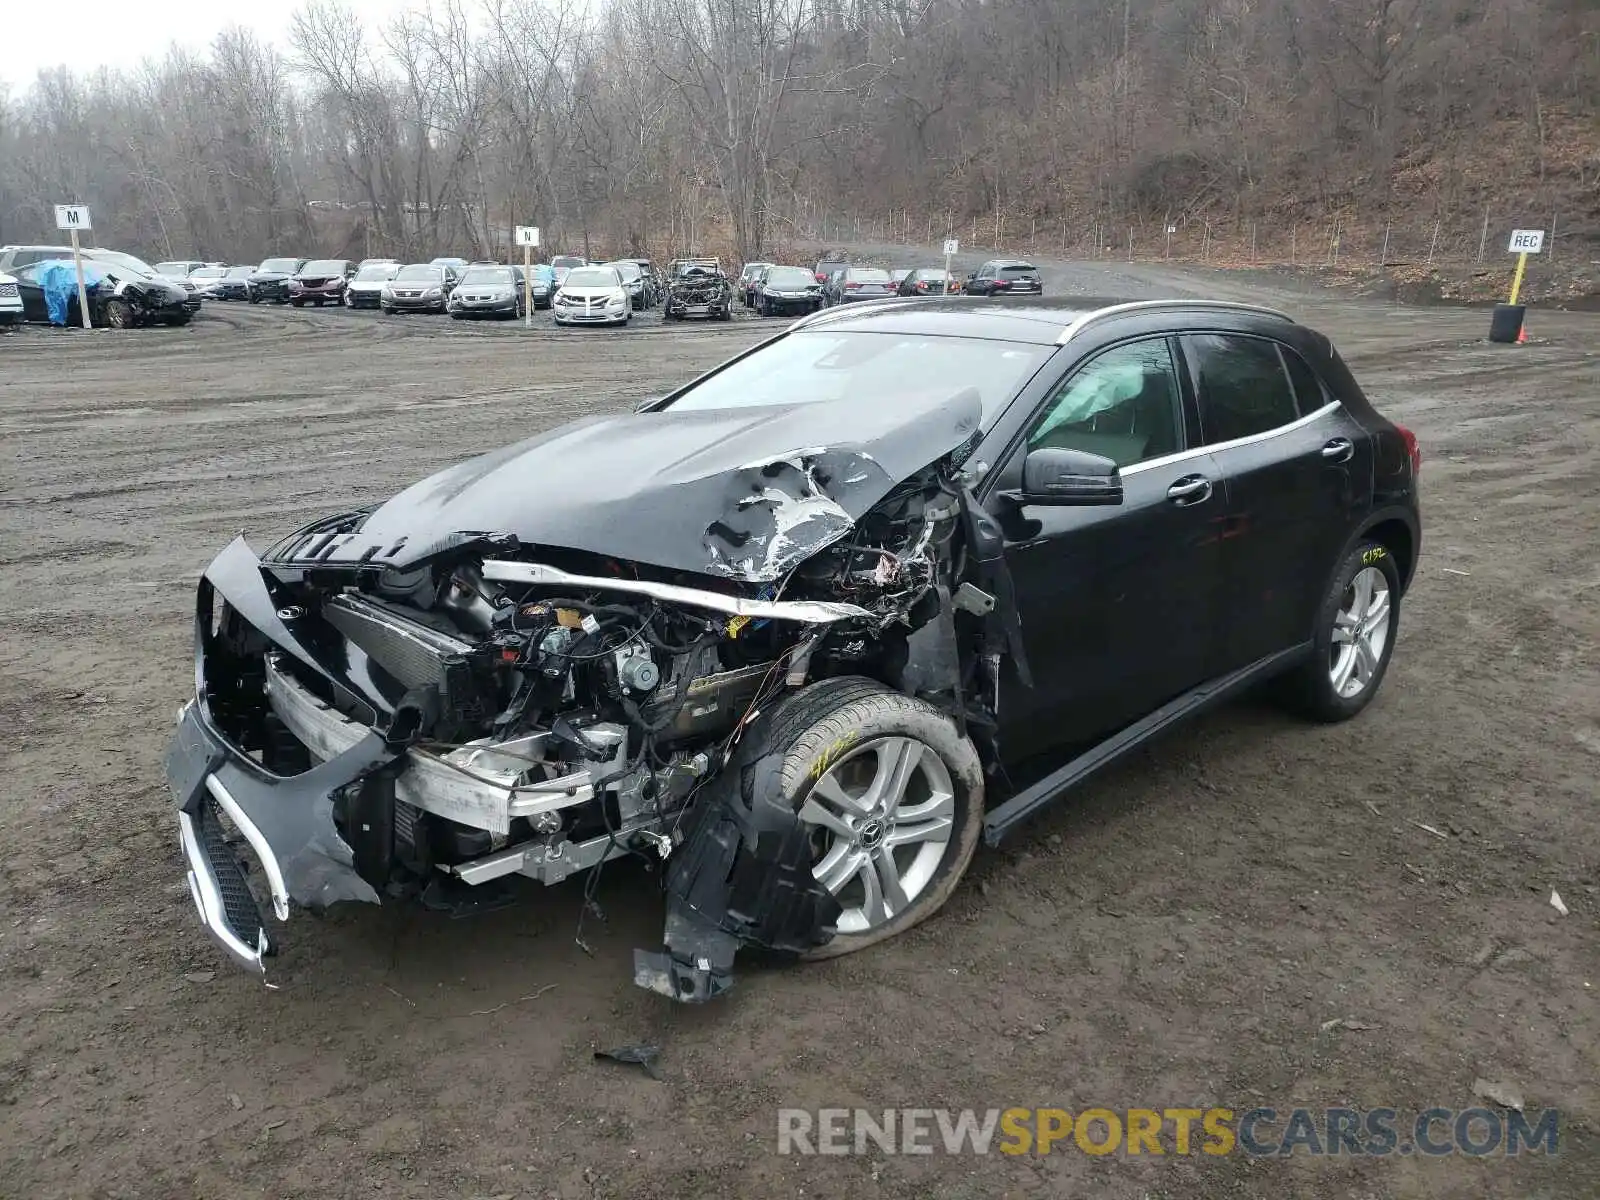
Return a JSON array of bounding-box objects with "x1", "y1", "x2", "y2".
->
[{"x1": 37, "y1": 258, "x2": 110, "y2": 325}]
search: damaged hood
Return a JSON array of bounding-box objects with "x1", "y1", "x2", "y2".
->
[{"x1": 326, "y1": 389, "x2": 982, "y2": 583}]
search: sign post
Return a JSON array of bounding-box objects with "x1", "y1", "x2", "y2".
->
[
  {"x1": 1489, "y1": 228, "x2": 1545, "y2": 343},
  {"x1": 942, "y1": 238, "x2": 959, "y2": 294},
  {"x1": 54, "y1": 205, "x2": 93, "y2": 329},
  {"x1": 1505, "y1": 228, "x2": 1544, "y2": 306},
  {"x1": 515, "y1": 225, "x2": 540, "y2": 327}
]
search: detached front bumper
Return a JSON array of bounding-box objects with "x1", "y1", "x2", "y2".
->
[{"x1": 168, "y1": 696, "x2": 395, "y2": 972}]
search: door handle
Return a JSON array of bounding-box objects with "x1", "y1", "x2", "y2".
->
[
  {"x1": 1166, "y1": 475, "x2": 1213, "y2": 505},
  {"x1": 1321, "y1": 437, "x2": 1355, "y2": 463}
]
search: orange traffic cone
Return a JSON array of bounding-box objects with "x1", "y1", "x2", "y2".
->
[{"x1": 1516, "y1": 321, "x2": 1527, "y2": 344}]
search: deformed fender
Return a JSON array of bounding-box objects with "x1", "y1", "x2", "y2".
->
[{"x1": 633, "y1": 746, "x2": 842, "y2": 1002}]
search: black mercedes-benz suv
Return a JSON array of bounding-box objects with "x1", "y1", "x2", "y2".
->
[{"x1": 166, "y1": 297, "x2": 1420, "y2": 1002}]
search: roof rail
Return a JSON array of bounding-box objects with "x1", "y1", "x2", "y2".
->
[{"x1": 1056, "y1": 299, "x2": 1293, "y2": 344}]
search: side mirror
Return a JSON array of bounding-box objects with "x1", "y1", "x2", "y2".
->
[{"x1": 1017, "y1": 447, "x2": 1123, "y2": 506}]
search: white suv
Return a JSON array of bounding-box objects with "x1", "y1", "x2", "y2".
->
[{"x1": 0, "y1": 270, "x2": 23, "y2": 326}]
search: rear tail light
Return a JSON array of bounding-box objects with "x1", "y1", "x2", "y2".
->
[
  {"x1": 846, "y1": 281, "x2": 861, "y2": 290},
  {"x1": 1395, "y1": 424, "x2": 1422, "y2": 475}
]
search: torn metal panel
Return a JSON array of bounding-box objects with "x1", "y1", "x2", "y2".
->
[{"x1": 704, "y1": 449, "x2": 885, "y2": 580}]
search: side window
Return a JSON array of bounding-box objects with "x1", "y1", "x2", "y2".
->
[
  {"x1": 1280, "y1": 345, "x2": 1327, "y2": 413},
  {"x1": 1186, "y1": 334, "x2": 1300, "y2": 445},
  {"x1": 1027, "y1": 338, "x2": 1184, "y2": 467}
]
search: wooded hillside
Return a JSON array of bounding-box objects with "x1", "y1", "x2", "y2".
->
[{"x1": 1, "y1": 0, "x2": 1594, "y2": 269}]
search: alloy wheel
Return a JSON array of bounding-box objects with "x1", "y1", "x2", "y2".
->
[
  {"x1": 797, "y1": 736, "x2": 956, "y2": 934},
  {"x1": 1329, "y1": 565, "x2": 1392, "y2": 699}
]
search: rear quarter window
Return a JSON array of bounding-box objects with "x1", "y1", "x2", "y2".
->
[
  {"x1": 1186, "y1": 334, "x2": 1303, "y2": 444},
  {"x1": 1280, "y1": 345, "x2": 1329, "y2": 412}
]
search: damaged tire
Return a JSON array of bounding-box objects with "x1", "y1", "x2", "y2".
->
[{"x1": 754, "y1": 677, "x2": 983, "y2": 957}]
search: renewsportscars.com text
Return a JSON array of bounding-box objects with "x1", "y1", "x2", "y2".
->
[{"x1": 777, "y1": 1106, "x2": 1559, "y2": 1157}]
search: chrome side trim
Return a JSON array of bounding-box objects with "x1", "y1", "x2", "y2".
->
[
  {"x1": 178, "y1": 810, "x2": 267, "y2": 973},
  {"x1": 1056, "y1": 299, "x2": 1293, "y2": 344},
  {"x1": 1119, "y1": 401, "x2": 1342, "y2": 478},
  {"x1": 480, "y1": 560, "x2": 874, "y2": 623},
  {"x1": 205, "y1": 776, "x2": 290, "y2": 921}
]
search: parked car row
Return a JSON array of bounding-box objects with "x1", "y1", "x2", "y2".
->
[
  {"x1": 3, "y1": 242, "x2": 1038, "y2": 334},
  {"x1": 730, "y1": 258, "x2": 979, "y2": 318}
]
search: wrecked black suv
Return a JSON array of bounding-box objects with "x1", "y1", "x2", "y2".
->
[{"x1": 168, "y1": 298, "x2": 1421, "y2": 1000}]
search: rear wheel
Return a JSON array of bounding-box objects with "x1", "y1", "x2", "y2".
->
[
  {"x1": 1287, "y1": 539, "x2": 1402, "y2": 722},
  {"x1": 745, "y1": 677, "x2": 984, "y2": 958}
]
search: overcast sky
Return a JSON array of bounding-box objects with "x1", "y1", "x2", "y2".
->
[{"x1": 3, "y1": 0, "x2": 419, "y2": 88}]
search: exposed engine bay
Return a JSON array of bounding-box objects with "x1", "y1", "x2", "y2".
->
[{"x1": 168, "y1": 388, "x2": 1025, "y2": 999}]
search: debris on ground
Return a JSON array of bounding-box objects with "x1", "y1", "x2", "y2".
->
[
  {"x1": 594, "y1": 1043, "x2": 662, "y2": 1080},
  {"x1": 1319, "y1": 1017, "x2": 1374, "y2": 1033},
  {"x1": 1472, "y1": 1078, "x2": 1525, "y2": 1111},
  {"x1": 1550, "y1": 890, "x2": 1569, "y2": 916}
]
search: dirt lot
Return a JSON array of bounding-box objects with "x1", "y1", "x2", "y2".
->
[{"x1": 1, "y1": 262, "x2": 1596, "y2": 1199}]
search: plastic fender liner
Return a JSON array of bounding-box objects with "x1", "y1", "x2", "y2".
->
[{"x1": 633, "y1": 750, "x2": 842, "y2": 1003}]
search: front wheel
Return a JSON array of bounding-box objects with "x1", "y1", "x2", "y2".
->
[
  {"x1": 747, "y1": 678, "x2": 984, "y2": 957},
  {"x1": 1287, "y1": 539, "x2": 1402, "y2": 722},
  {"x1": 102, "y1": 299, "x2": 134, "y2": 329}
]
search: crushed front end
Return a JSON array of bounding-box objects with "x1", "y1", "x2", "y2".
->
[{"x1": 167, "y1": 391, "x2": 1019, "y2": 997}]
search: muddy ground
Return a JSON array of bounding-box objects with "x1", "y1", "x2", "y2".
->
[{"x1": 0, "y1": 258, "x2": 1596, "y2": 1200}]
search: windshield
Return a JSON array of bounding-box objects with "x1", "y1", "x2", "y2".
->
[
  {"x1": 155, "y1": 262, "x2": 189, "y2": 276},
  {"x1": 764, "y1": 267, "x2": 815, "y2": 288},
  {"x1": 552, "y1": 256, "x2": 586, "y2": 269},
  {"x1": 847, "y1": 268, "x2": 892, "y2": 284},
  {"x1": 1000, "y1": 265, "x2": 1038, "y2": 277},
  {"x1": 563, "y1": 267, "x2": 619, "y2": 288},
  {"x1": 259, "y1": 258, "x2": 301, "y2": 273},
  {"x1": 88, "y1": 250, "x2": 158, "y2": 278},
  {"x1": 191, "y1": 267, "x2": 225, "y2": 280},
  {"x1": 462, "y1": 267, "x2": 515, "y2": 285},
  {"x1": 395, "y1": 265, "x2": 441, "y2": 282},
  {"x1": 302, "y1": 259, "x2": 346, "y2": 275},
  {"x1": 354, "y1": 264, "x2": 399, "y2": 281},
  {"x1": 226, "y1": 265, "x2": 254, "y2": 278},
  {"x1": 605, "y1": 261, "x2": 642, "y2": 281},
  {"x1": 663, "y1": 331, "x2": 1051, "y2": 422}
]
